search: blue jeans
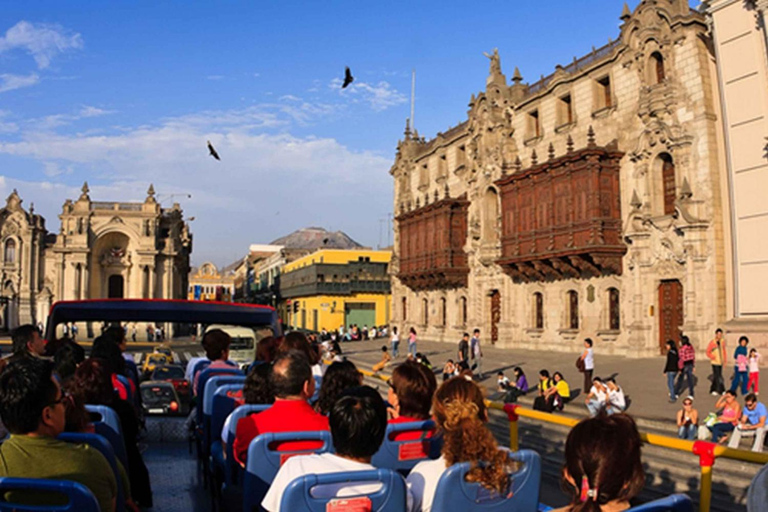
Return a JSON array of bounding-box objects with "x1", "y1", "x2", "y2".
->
[
  {"x1": 409, "y1": 342, "x2": 417, "y2": 357},
  {"x1": 709, "y1": 422, "x2": 735, "y2": 443},
  {"x1": 678, "y1": 424, "x2": 697, "y2": 440},
  {"x1": 586, "y1": 399, "x2": 603, "y2": 417},
  {"x1": 391, "y1": 340, "x2": 399, "y2": 358},
  {"x1": 679, "y1": 364, "x2": 695, "y2": 397},
  {"x1": 730, "y1": 370, "x2": 748, "y2": 395},
  {"x1": 666, "y1": 371, "x2": 678, "y2": 400}
]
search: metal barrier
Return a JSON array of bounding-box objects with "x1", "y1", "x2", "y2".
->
[{"x1": 352, "y1": 363, "x2": 768, "y2": 512}]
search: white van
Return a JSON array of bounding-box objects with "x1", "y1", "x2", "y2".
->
[{"x1": 203, "y1": 324, "x2": 273, "y2": 366}]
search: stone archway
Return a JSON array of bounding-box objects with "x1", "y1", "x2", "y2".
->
[{"x1": 90, "y1": 231, "x2": 133, "y2": 299}]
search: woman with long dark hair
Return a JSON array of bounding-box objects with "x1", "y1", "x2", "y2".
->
[
  {"x1": 315, "y1": 360, "x2": 362, "y2": 415},
  {"x1": 554, "y1": 412, "x2": 645, "y2": 511}
]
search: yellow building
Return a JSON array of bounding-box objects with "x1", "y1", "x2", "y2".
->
[
  {"x1": 187, "y1": 262, "x2": 235, "y2": 302},
  {"x1": 279, "y1": 249, "x2": 391, "y2": 331}
]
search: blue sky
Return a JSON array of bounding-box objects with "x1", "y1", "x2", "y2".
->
[{"x1": 0, "y1": 1, "x2": 699, "y2": 266}]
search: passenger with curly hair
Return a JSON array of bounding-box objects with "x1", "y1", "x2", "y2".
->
[
  {"x1": 315, "y1": 360, "x2": 362, "y2": 416},
  {"x1": 406, "y1": 377, "x2": 518, "y2": 512},
  {"x1": 553, "y1": 412, "x2": 645, "y2": 512}
]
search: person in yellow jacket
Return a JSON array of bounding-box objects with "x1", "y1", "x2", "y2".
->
[{"x1": 706, "y1": 328, "x2": 727, "y2": 395}]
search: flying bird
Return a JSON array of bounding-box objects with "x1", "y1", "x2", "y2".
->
[
  {"x1": 342, "y1": 67, "x2": 354, "y2": 89},
  {"x1": 207, "y1": 140, "x2": 220, "y2": 161}
]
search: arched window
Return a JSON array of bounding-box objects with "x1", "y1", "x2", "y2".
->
[
  {"x1": 660, "y1": 153, "x2": 676, "y2": 215},
  {"x1": 609, "y1": 288, "x2": 621, "y2": 330},
  {"x1": 460, "y1": 296, "x2": 467, "y2": 325},
  {"x1": 482, "y1": 188, "x2": 500, "y2": 244},
  {"x1": 651, "y1": 52, "x2": 665, "y2": 84},
  {"x1": 534, "y1": 292, "x2": 544, "y2": 329},
  {"x1": 402, "y1": 297, "x2": 407, "y2": 322},
  {"x1": 422, "y1": 298, "x2": 429, "y2": 325},
  {"x1": 4, "y1": 239, "x2": 15, "y2": 263},
  {"x1": 440, "y1": 298, "x2": 447, "y2": 327},
  {"x1": 568, "y1": 291, "x2": 579, "y2": 329}
]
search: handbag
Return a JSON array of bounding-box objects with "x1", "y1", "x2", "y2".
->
[{"x1": 576, "y1": 356, "x2": 585, "y2": 372}]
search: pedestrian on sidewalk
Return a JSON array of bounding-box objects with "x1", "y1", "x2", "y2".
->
[
  {"x1": 678, "y1": 335, "x2": 696, "y2": 398},
  {"x1": 663, "y1": 339, "x2": 680, "y2": 402},
  {"x1": 457, "y1": 333, "x2": 470, "y2": 371},
  {"x1": 470, "y1": 329, "x2": 483, "y2": 379},
  {"x1": 407, "y1": 327, "x2": 417, "y2": 358},
  {"x1": 579, "y1": 338, "x2": 595, "y2": 394},
  {"x1": 731, "y1": 336, "x2": 750, "y2": 396},
  {"x1": 748, "y1": 348, "x2": 761, "y2": 395},
  {"x1": 706, "y1": 328, "x2": 727, "y2": 395},
  {"x1": 676, "y1": 397, "x2": 698, "y2": 440},
  {"x1": 390, "y1": 326, "x2": 399, "y2": 358}
]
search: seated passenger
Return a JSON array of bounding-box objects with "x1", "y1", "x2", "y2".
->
[
  {"x1": 262, "y1": 386, "x2": 403, "y2": 512},
  {"x1": 387, "y1": 360, "x2": 437, "y2": 441},
  {"x1": 407, "y1": 377, "x2": 517, "y2": 512},
  {"x1": 221, "y1": 362, "x2": 275, "y2": 447},
  {"x1": 315, "y1": 360, "x2": 362, "y2": 416},
  {"x1": 193, "y1": 329, "x2": 234, "y2": 396},
  {"x1": 68, "y1": 358, "x2": 153, "y2": 507},
  {"x1": 9, "y1": 324, "x2": 46, "y2": 363},
  {"x1": 91, "y1": 335, "x2": 135, "y2": 402},
  {"x1": 233, "y1": 350, "x2": 329, "y2": 466},
  {"x1": 0, "y1": 357, "x2": 118, "y2": 512},
  {"x1": 553, "y1": 412, "x2": 644, "y2": 511},
  {"x1": 278, "y1": 331, "x2": 324, "y2": 380}
]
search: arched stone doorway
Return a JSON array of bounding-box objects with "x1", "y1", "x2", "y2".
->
[{"x1": 90, "y1": 231, "x2": 133, "y2": 299}]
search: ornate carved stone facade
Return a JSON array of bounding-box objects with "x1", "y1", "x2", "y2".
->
[
  {"x1": 0, "y1": 184, "x2": 192, "y2": 331},
  {"x1": 390, "y1": 0, "x2": 727, "y2": 356}
]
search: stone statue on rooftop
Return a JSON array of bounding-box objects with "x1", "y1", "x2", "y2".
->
[{"x1": 483, "y1": 48, "x2": 501, "y2": 76}]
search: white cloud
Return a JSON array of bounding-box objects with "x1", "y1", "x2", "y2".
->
[
  {"x1": 79, "y1": 106, "x2": 114, "y2": 118},
  {"x1": 0, "y1": 73, "x2": 39, "y2": 93},
  {"x1": 330, "y1": 78, "x2": 408, "y2": 112},
  {"x1": 0, "y1": 21, "x2": 83, "y2": 69}
]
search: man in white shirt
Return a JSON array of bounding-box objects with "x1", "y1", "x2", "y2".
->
[
  {"x1": 262, "y1": 385, "x2": 411, "y2": 511},
  {"x1": 605, "y1": 377, "x2": 626, "y2": 415},
  {"x1": 585, "y1": 377, "x2": 608, "y2": 417}
]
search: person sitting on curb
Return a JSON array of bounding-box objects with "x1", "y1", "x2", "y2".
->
[
  {"x1": 676, "y1": 397, "x2": 698, "y2": 440},
  {"x1": 372, "y1": 345, "x2": 391, "y2": 373},
  {"x1": 585, "y1": 377, "x2": 608, "y2": 417},
  {"x1": 708, "y1": 390, "x2": 741, "y2": 444},
  {"x1": 728, "y1": 393, "x2": 766, "y2": 452}
]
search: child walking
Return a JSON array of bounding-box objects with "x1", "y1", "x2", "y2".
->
[{"x1": 748, "y1": 348, "x2": 761, "y2": 395}]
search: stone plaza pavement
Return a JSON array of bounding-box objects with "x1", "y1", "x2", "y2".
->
[{"x1": 341, "y1": 337, "x2": 753, "y2": 432}]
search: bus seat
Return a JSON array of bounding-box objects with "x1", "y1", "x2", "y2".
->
[
  {"x1": 243, "y1": 431, "x2": 333, "y2": 512},
  {"x1": 219, "y1": 404, "x2": 271, "y2": 488},
  {"x1": 430, "y1": 449, "x2": 541, "y2": 512},
  {"x1": 85, "y1": 405, "x2": 129, "y2": 473},
  {"x1": 58, "y1": 432, "x2": 126, "y2": 512},
  {"x1": 628, "y1": 494, "x2": 694, "y2": 511},
  {"x1": 0, "y1": 477, "x2": 100, "y2": 512},
  {"x1": 371, "y1": 420, "x2": 441, "y2": 475},
  {"x1": 196, "y1": 368, "x2": 244, "y2": 425},
  {"x1": 279, "y1": 469, "x2": 407, "y2": 512},
  {"x1": 210, "y1": 384, "x2": 245, "y2": 445},
  {"x1": 189, "y1": 359, "x2": 211, "y2": 385}
]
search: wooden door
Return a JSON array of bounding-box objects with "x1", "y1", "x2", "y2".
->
[
  {"x1": 658, "y1": 280, "x2": 683, "y2": 354},
  {"x1": 490, "y1": 290, "x2": 501, "y2": 345}
]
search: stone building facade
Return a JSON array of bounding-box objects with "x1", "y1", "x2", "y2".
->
[
  {"x1": 0, "y1": 183, "x2": 192, "y2": 332},
  {"x1": 390, "y1": 0, "x2": 729, "y2": 356}
]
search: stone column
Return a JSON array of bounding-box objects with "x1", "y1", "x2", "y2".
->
[{"x1": 82, "y1": 264, "x2": 89, "y2": 300}]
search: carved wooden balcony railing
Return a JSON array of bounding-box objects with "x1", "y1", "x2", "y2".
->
[
  {"x1": 495, "y1": 137, "x2": 626, "y2": 283},
  {"x1": 396, "y1": 194, "x2": 469, "y2": 290}
]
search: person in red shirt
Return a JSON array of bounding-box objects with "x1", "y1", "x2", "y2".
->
[
  {"x1": 387, "y1": 360, "x2": 437, "y2": 441},
  {"x1": 233, "y1": 350, "x2": 328, "y2": 466}
]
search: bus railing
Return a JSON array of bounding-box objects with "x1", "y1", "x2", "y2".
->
[{"x1": 354, "y1": 364, "x2": 768, "y2": 512}]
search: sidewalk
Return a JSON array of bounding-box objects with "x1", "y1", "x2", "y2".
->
[{"x1": 341, "y1": 337, "x2": 744, "y2": 430}]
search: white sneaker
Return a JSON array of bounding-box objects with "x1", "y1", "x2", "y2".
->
[{"x1": 711, "y1": 391, "x2": 719, "y2": 396}]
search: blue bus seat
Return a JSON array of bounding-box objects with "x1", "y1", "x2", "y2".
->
[
  {"x1": 243, "y1": 430, "x2": 333, "y2": 512},
  {"x1": 196, "y1": 368, "x2": 244, "y2": 426},
  {"x1": 0, "y1": 477, "x2": 100, "y2": 512},
  {"x1": 85, "y1": 405, "x2": 129, "y2": 473},
  {"x1": 628, "y1": 494, "x2": 694, "y2": 511},
  {"x1": 219, "y1": 404, "x2": 271, "y2": 488},
  {"x1": 279, "y1": 469, "x2": 407, "y2": 512},
  {"x1": 187, "y1": 357, "x2": 209, "y2": 383},
  {"x1": 430, "y1": 449, "x2": 541, "y2": 512},
  {"x1": 371, "y1": 420, "x2": 441, "y2": 475},
  {"x1": 58, "y1": 432, "x2": 126, "y2": 512},
  {"x1": 210, "y1": 384, "x2": 245, "y2": 446}
]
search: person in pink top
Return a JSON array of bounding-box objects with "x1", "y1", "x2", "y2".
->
[
  {"x1": 748, "y1": 348, "x2": 761, "y2": 395},
  {"x1": 708, "y1": 390, "x2": 741, "y2": 443},
  {"x1": 192, "y1": 329, "x2": 233, "y2": 396}
]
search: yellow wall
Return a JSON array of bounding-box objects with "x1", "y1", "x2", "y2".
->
[
  {"x1": 287, "y1": 293, "x2": 391, "y2": 331},
  {"x1": 282, "y1": 249, "x2": 391, "y2": 273}
]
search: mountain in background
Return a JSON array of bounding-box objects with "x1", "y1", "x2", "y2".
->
[{"x1": 270, "y1": 227, "x2": 365, "y2": 250}]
